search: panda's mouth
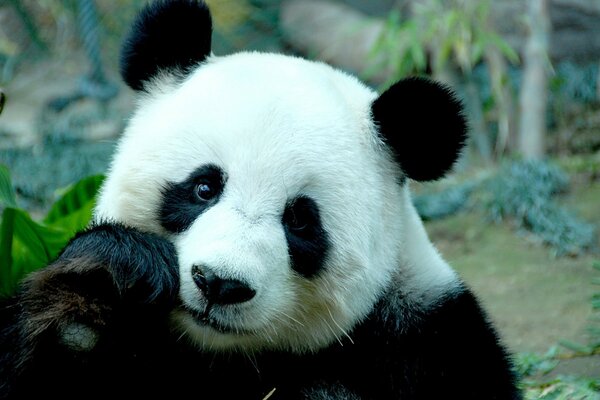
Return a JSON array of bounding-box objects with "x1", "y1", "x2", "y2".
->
[
  {"x1": 196, "y1": 315, "x2": 239, "y2": 334},
  {"x1": 182, "y1": 305, "x2": 252, "y2": 335}
]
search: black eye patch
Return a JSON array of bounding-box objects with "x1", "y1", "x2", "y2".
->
[
  {"x1": 159, "y1": 164, "x2": 225, "y2": 233},
  {"x1": 282, "y1": 196, "x2": 330, "y2": 278}
]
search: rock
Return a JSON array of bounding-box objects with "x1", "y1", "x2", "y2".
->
[{"x1": 280, "y1": 0, "x2": 385, "y2": 79}]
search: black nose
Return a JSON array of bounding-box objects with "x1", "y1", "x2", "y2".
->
[{"x1": 191, "y1": 265, "x2": 256, "y2": 305}]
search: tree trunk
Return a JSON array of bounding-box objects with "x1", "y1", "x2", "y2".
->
[
  {"x1": 464, "y1": 76, "x2": 493, "y2": 163},
  {"x1": 486, "y1": 48, "x2": 516, "y2": 157},
  {"x1": 518, "y1": 0, "x2": 550, "y2": 160}
]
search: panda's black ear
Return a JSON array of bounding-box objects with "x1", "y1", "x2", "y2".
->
[
  {"x1": 120, "y1": 0, "x2": 212, "y2": 91},
  {"x1": 371, "y1": 77, "x2": 468, "y2": 181}
]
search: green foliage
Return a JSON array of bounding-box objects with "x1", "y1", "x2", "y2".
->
[
  {"x1": 515, "y1": 263, "x2": 600, "y2": 399},
  {"x1": 514, "y1": 347, "x2": 560, "y2": 377},
  {"x1": 415, "y1": 160, "x2": 596, "y2": 256},
  {"x1": 551, "y1": 62, "x2": 599, "y2": 105},
  {"x1": 0, "y1": 166, "x2": 103, "y2": 297},
  {"x1": 0, "y1": 165, "x2": 17, "y2": 208},
  {"x1": 483, "y1": 160, "x2": 596, "y2": 256},
  {"x1": 44, "y1": 175, "x2": 104, "y2": 228},
  {"x1": 414, "y1": 0, "x2": 518, "y2": 74},
  {"x1": 524, "y1": 376, "x2": 600, "y2": 400},
  {"x1": 365, "y1": 0, "x2": 518, "y2": 88},
  {"x1": 413, "y1": 182, "x2": 475, "y2": 221},
  {"x1": 567, "y1": 261, "x2": 600, "y2": 354},
  {"x1": 559, "y1": 154, "x2": 600, "y2": 177},
  {"x1": 363, "y1": 10, "x2": 427, "y2": 85}
]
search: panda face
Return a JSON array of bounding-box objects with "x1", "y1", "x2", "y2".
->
[
  {"x1": 96, "y1": 0, "x2": 466, "y2": 354},
  {"x1": 96, "y1": 53, "x2": 405, "y2": 352}
]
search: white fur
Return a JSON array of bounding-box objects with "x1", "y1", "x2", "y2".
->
[{"x1": 94, "y1": 52, "x2": 459, "y2": 353}]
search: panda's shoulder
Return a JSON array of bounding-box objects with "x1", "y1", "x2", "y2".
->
[{"x1": 362, "y1": 283, "x2": 501, "y2": 344}]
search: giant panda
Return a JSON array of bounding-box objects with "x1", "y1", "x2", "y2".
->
[{"x1": 0, "y1": 1, "x2": 521, "y2": 399}]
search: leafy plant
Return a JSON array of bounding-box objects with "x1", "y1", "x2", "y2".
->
[
  {"x1": 558, "y1": 261, "x2": 600, "y2": 356},
  {"x1": 483, "y1": 160, "x2": 596, "y2": 256},
  {"x1": 363, "y1": 10, "x2": 427, "y2": 85},
  {"x1": 365, "y1": 0, "x2": 518, "y2": 84},
  {"x1": 0, "y1": 164, "x2": 103, "y2": 297},
  {"x1": 514, "y1": 346, "x2": 560, "y2": 378},
  {"x1": 413, "y1": 182, "x2": 475, "y2": 221},
  {"x1": 414, "y1": 160, "x2": 596, "y2": 256},
  {"x1": 524, "y1": 376, "x2": 600, "y2": 400},
  {"x1": 515, "y1": 261, "x2": 600, "y2": 398}
]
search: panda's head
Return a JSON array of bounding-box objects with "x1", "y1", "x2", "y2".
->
[{"x1": 94, "y1": 0, "x2": 467, "y2": 353}]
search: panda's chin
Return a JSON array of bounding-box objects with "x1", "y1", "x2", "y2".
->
[{"x1": 171, "y1": 309, "x2": 270, "y2": 352}]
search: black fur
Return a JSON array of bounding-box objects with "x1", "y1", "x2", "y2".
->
[
  {"x1": 159, "y1": 164, "x2": 225, "y2": 233},
  {"x1": 60, "y1": 223, "x2": 179, "y2": 301},
  {"x1": 0, "y1": 223, "x2": 179, "y2": 399},
  {"x1": 371, "y1": 77, "x2": 468, "y2": 181},
  {"x1": 120, "y1": 0, "x2": 212, "y2": 91},
  {"x1": 282, "y1": 196, "x2": 330, "y2": 278},
  {"x1": 0, "y1": 234, "x2": 521, "y2": 399}
]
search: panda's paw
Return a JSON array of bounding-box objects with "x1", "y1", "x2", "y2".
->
[
  {"x1": 15, "y1": 263, "x2": 113, "y2": 354},
  {"x1": 58, "y1": 222, "x2": 180, "y2": 305},
  {"x1": 12, "y1": 223, "x2": 179, "y2": 352}
]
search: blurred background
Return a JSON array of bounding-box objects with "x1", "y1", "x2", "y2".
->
[{"x1": 0, "y1": 0, "x2": 598, "y2": 397}]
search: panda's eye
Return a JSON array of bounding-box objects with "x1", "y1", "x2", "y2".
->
[
  {"x1": 283, "y1": 197, "x2": 316, "y2": 234},
  {"x1": 195, "y1": 182, "x2": 218, "y2": 201},
  {"x1": 284, "y1": 206, "x2": 308, "y2": 232}
]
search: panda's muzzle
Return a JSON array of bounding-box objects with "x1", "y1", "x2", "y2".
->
[{"x1": 191, "y1": 264, "x2": 256, "y2": 305}]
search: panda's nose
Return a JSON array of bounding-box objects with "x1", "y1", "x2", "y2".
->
[{"x1": 191, "y1": 265, "x2": 256, "y2": 305}]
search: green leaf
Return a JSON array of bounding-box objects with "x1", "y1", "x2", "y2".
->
[
  {"x1": 559, "y1": 339, "x2": 594, "y2": 354},
  {"x1": 44, "y1": 174, "x2": 104, "y2": 232},
  {"x1": 14, "y1": 208, "x2": 71, "y2": 263},
  {"x1": 0, "y1": 174, "x2": 104, "y2": 298},
  {"x1": 0, "y1": 164, "x2": 17, "y2": 208},
  {"x1": 434, "y1": 40, "x2": 454, "y2": 73},
  {"x1": 0, "y1": 208, "x2": 15, "y2": 297},
  {"x1": 470, "y1": 35, "x2": 486, "y2": 65},
  {"x1": 488, "y1": 32, "x2": 519, "y2": 64},
  {"x1": 409, "y1": 28, "x2": 427, "y2": 71},
  {"x1": 0, "y1": 208, "x2": 74, "y2": 297}
]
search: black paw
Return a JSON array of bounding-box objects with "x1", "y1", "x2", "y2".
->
[{"x1": 58, "y1": 222, "x2": 179, "y2": 304}]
